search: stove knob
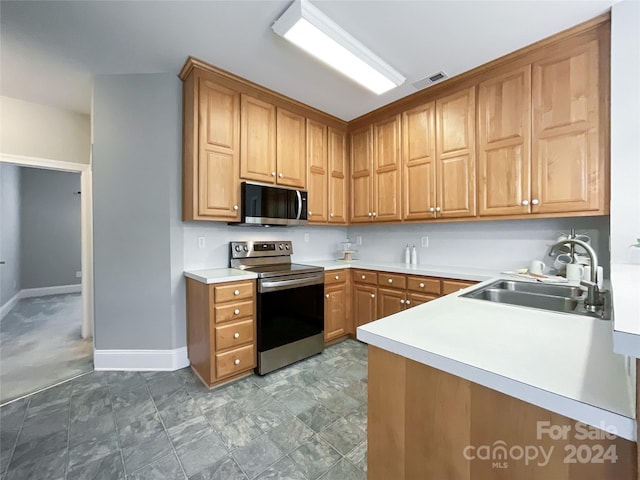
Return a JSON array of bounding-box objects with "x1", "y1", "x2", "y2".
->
[
  {"x1": 285, "y1": 244, "x2": 290, "y2": 250},
  {"x1": 279, "y1": 244, "x2": 284, "y2": 250},
  {"x1": 234, "y1": 245, "x2": 241, "y2": 252},
  {"x1": 243, "y1": 245, "x2": 249, "y2": 252}
]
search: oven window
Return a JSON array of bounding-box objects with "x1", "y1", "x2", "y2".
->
[{"x1": 257, "y1": 283, "x2": 324, "y2": 352}]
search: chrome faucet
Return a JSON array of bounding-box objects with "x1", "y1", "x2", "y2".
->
[{"x1": 549, "y1": 238, "x2": 603, "y2": 312}]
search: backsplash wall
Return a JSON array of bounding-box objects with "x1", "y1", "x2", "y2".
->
[
  {"x1": 183, "y1": 223, "x2": 348, "y2": 270},
  {"x1": 349, "y1": 216, "x2": 610, "y2": 276}
]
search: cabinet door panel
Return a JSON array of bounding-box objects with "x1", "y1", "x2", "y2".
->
[
  {"x1": 199, "y1": 150, "x2": 240, "y2": 218},
  {"x1": 407, "y1": 292, "x2": 438, "y2": 308},
  {"x1": 325, "y1": 284, "x2": 348, "y2": 342},
  {"x1": 353, "y1": 284, "x2": 377, "y2": 327},
  {"x1": 403, "y1": 103, "x2": 436, "y2": 220},
  {"x1": 240, "y1": 94, "x2": 276, "y2": 183},
  {"x1": 478, "y1": 66, "x2": 531, "y2": 216},
  {"x1": 436, "y1": 87, "x2": 476, "y2": 218},
  {"x1": 328, "y1": 127, "x2": 348, "y2": 223},
  {"x1": 374, "y1": 115, "x2": 402, "y2": 221},
  {"x1": 307, "y1": 119, "x2": 328, "y2": 222},
  {"x1": 377, "y1": 287, "x2": 405, "y2": 318},
  {"x1": 532, "y1": 41, "x2": 600, "y2": 213},
  {"x1": 350, "y1": 126, "x2": 373, "y2": 222},
  {"x1": 277, "y1": 108, "x2": 306, "y2": 188}
]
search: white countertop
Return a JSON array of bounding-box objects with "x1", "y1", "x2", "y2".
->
[
  {"x1": 357, "y1": 276, "x2": 636, "y2": 441},
  {"x1": 184, "y1": 268, "x2": 258, "y2": 284},
  {"x1": 611, "y1": 263, "x2": 640, "y2": 357}
]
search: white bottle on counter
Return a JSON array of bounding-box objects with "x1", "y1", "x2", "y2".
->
[
  {"x1": 404, "y1": 245, "x2": 410, "y2": 264},
  {"x1": 411, "y1": 244, "x2": 418, "y2": 265}
]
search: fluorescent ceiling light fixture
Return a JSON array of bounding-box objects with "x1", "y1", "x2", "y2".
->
[{"x1": 272, "y1": 0, "x2": 405, "y2": 95}]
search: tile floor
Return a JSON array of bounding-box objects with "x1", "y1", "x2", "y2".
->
[{"x1": 0, "y1": 339, "x2": 368, "y2": 479}]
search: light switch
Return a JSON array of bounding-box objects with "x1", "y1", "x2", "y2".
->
[
  {"x1": 356, "y1": 236, "x2": 362, "y2": 245},
  {"x1": 76, "y1": 271, "x2": 82, "y2": 278},
  {"x1": 198, "y1": 237, "x2": 206, "y2": 249},
  {"x1": 421, "y1": 236, "x2": 429, "y2": 248},
  {"x1": 304, "y1": 233, "x2": 310, "y2": 243}
]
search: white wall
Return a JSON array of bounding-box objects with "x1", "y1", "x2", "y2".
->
[
  {"x1": 350, "y1": 216, "x2": 610, "y2": 276},
  {"x1": 0, "y1": 96, "x2": 90, "y2": 165},
  {"x1": 0, "y1": 164, "x2": 21, "y2": 305},
  {"x1": 610, "y1": 0, "x2": 640, "y2": 265}
]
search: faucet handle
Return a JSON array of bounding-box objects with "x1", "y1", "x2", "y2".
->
[{"x1": 580, "y1": 279, "x2": 597, "y2": 288}]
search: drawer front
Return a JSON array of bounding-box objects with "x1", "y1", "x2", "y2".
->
[
  {"x1": 214, "y1": 299, "x2": 254, "y2": 324},
  {"x1": 378, "y1": 272, "x2": 406, "y2": 289},
  {"x1": 407, "y1": 292, "x2": 438, "y2": 307},
  {"x1": 353, "y1": 269, "x2": 377, "y2": 285},
  {"x1": 214, "y1": 281, "x2": 254, "y2": 303},
  {"x1": 215, "y1": 344, "x2": 255, "y2": 379},
  {"x1": 325, "y1": 269, "x2": 347, "y2": 285},
  {"x1": 215, "y1": 318, "x2": 254, "y2": 351},
  {"x1": 407, "y1": 276, "x2": 441, "y2": 295},
  {"x1": 442, "y1": 279, "x2": 476, "y2": 295}
]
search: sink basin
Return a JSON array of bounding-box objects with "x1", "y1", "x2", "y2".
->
[{"x1": 484, "y1": 280, "x2": 583, "y2": 299}]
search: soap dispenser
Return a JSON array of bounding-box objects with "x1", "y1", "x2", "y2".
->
[
  {"x1": 404, "y1": 245, "x2": 410, "y2": 264},
  {"x1": 411, "y1": 244, "x2": 418, "y2": 265}
]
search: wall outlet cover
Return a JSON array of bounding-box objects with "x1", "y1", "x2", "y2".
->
[
  {"x1": 421, "y1": 236, "x2": 429, "y2": 247},
  {"x1": 75, "y1": 271, "x2": 82, "y2": 278},
  {"x1": 304, "y1": 233, "x2": 310, "y2": 243},
  {"x1": 356, "y1": 235, "x2": 362, "y2": 245},
  {"x1": 198, "y1": 237, "x2": 206, "y2": 249}
]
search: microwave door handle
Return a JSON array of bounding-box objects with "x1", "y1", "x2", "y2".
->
[{"x1": 295, "y1": 190, "x2": 302, "y2": 220}]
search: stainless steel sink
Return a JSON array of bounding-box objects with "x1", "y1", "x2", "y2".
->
[{"x1": 461, "y1": 279, "x2": 610, "y2": 319}]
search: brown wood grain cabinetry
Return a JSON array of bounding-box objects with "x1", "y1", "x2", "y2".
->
[
  {"x1": 442, "y1": 278, "x2": 477, "y2": 295},
  {"x1": 328, "y1": 127, "x2": 348, "y2": 224},
  {"x1": 373, "y1": 115, "x2": 402, "y2": 221},
  {"x1": 402, "y1": 102, "x2": 436, "y2": 220},
  {"x1": 350, "y1": 125, "x2": 374, "y2": 223},
  {"x1": 240, "y1": 94, "x2": 277, "y2": 184},
  {"x1": 324, "y1": 270, "x2": 350, "y2": 343},
  {"x1": 186, "y1": 278, "x2": 256, "y2": 387},
  {"x1": 276, "y1": 108, "x2": 306, "y2": 188},
  {"x1": 478, "y1": 65, "x2": 532, "y2": 216},
  {"x1": 377, "y1": 287, "x2": 406, "y2": 317},
  {"x1": 353, "y1": 283, "x2": 378, "y2": 328},
  {"x1": 307, "y1": 119, "x2": 328, "y2": 223},
  {"x1": 435, "y1": 86, "x2": 477, "y2": 218}
]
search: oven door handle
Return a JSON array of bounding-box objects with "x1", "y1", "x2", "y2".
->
[
  {"x1": 259, "y1": 274, "x2": 323, "y2": 293},
  {"x1": 295, "y1": 190, "x2": 302, "y2": 221}
]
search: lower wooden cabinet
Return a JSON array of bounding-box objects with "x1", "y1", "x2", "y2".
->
[
  {"x1": 324, "y1": 270, "x2": 351, "y2": 344},
  {"x1": 353, "y1": 283, "x2": 378, "y2": 328},
  {"x1": 377, "y1": 287, "x2": 405, "y2": 317},
  {"x1": 186, "y1": 278, "x2": 257, "y2": 387}
]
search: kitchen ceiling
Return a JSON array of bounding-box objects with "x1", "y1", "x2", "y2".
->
[{"x1": 0, "y1": 0, "x2": 617, "y2": 120}]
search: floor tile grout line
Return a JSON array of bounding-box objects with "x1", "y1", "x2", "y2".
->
[
  {"x1": 3, "y1": 395, "x2": 31, "y2": 475},
  {"x1": 106, "y1": 382, "x2": 132, "y2": 479},
  {"x1": 63, "y1": 386, "x2": 74, "y2": 480}
]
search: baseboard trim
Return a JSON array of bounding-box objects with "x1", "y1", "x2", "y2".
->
[
  {"x1": 0, "y1": 291, "x2": 22, "y2": 320},
  {"x1": 94, "y1": 347, "x2": 189, "y2": 371},
  {"x1": 21, "y1": 284, "x2": 82, "y2": 298}
]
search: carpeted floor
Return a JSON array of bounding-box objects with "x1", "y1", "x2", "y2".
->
[{"x1": 0, "y1": 293, "x2": 93, "y2": 404}]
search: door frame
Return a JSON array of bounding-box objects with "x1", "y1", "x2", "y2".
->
[{"x1": 1, "y1": 153, "x2": 94, "y2": 339}]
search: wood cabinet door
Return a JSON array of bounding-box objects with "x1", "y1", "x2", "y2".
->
[
  {"x1": 240, "y1": 94, "x2": 276, "y2": 184},
  {"x1": 436, "y1": 87, "x2": 477, "y2": 218},
  {"x1": 306, "y1": 119, "x2": 328, "y2": 223},
  {"x1": 276, "y1": 108, "x2": 306, "y2": 188},
  {"x1": 325, "y1": 283, "x2": 348, "y2": 342},
  {"x1": 373, "y1": 115, "x2": 402, "y2": 221},
  {"x1": 402, "y1": 102, "x2": 436, "y2": 220},
  {"x1": 353, "y1": 284, "x2": 377, "y2": 327},
  {"x1": 350, "y1": 125, "x2": 373, "y2": 223},
  {"x1": 478, "y1": 65, "x2": 532, "y2": 216},
  {"x1": 532, "y1": 40, "x2": 601, "y2": 213},
  {"x1": 197, "y1": 79, "x2": 240, "y2": 219},
  {"x1": 328, "y1": 127, "x2": 348, "y2": 224},
  {"x1": 406, "y1": 292, "x2": 438, "y2": 308},
  {"x1": 377, "y1": 287, "x2": 405, "y2": 318}
]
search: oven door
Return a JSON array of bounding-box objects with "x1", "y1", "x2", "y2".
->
[
  {"x1": 241, "y1": 182, "x2": 308, "y2": 226},
  {"x1": 257, "y1": 274, "x2": 324, "y2": 356}
]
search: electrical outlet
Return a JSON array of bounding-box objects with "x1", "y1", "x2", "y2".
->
[
  {"x1": 198, "y1": 237, "x2": 206, "y2": 249},
  {"x1": 421, "y1": 236, "x2": 429, "y2": 248},
  {"x1": 304, "y1": 233, "x2": 310, "y2": 243},
  {"x1": 356, "y1": 235, "x2": 362, "y2": 245},
  {"x1": 75, "y1": 271, "x2": 82, "y2": 278}
]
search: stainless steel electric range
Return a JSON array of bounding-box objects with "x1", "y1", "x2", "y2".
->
[{"x1": 230, "y1": 241, "x2": 324, "y2": 375}]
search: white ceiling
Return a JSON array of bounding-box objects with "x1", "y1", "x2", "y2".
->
[{"x1": 0, "y1": 0, "x2": 616, "y2": 121}]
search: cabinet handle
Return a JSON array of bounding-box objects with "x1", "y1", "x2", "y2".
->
[
  {"x1": 531, "y1": 199, "x2": 539, "y2": 205},
  {"x1": 233, "y1": 332, "x2": 240, "y2": 339},
  {"x1": 419, "y1": 282, "x2": 425, "y2": 288},
  {"x1": 325, "y1": 293, "x2": 330, "y2": 298},
  {"x1": 372, "y1": 212, "x2": 377, "y2": 217},
  {"x1": 278, "y1": 173, "x2": 283, "y2": 178},
  {"x1": 271, "y1": 171, "x2": 276, "y2": 176},
  {"x1": 429, "y1": 207, "x2": 435, "y2": 212},
  {"x1": 361, "y1": 275, "x2": 366, "y2": 279},
  {"x1": 234, "y1": 359, "x2": 240, "y2": 365},
  {"x1": 388, "y1": 278, "x2": 393, "y2": 284},
  {"x1": 234, "y1": 309, "x2": 240, "y2": 315},
  {"x1": 335, "y1": 275, "x2": 340, "y2": 280},
  {"x1": 406, "y1": 300, "x2": 411, "y2": 305},
  {"x1": 309, "y1": 210, "x2": 313, "y2": 215},
  {"x1": 368, "y1": 212, "x2": 372, "y2": 217},
  {"x1": 330, "y1": 213, "x2": 334, "y2": 217},
  {"x1": 435, "y1": 207, "x2": 441, "y2": 212},
  {"x1": 371, "y1": 294, "x2": 375, "y2": 299},
  {"x1": 400, "y1": 299, "x2": 405, "y2": 304},
  {"x1": 234, "y1": 290, "x2": 240, "y2": 296},
  {"x1": 521, "y1": 200, "x2": 529, "y2": 206},
  {"x1": 233, "y1": 205, "x2": 239, "y2": 211}
]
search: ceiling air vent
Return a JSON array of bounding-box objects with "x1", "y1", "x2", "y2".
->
[{"x1": 412, "y1": 71, "x2": 448, "y2": 90}]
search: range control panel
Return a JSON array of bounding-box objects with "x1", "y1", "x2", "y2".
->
[{"x1": 230, "y1": 241, "x2": 293, "y2": 259}]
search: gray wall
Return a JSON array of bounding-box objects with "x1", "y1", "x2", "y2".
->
[
  {"x1": 20, "y1": 167, "x2": 81, "y2": 289},
  {"x1": 0, "y1": 163, "x2": 21, "y2": 305},
  {"x1": 92, "y1": 73, "x2": 183, "y2": 350}
]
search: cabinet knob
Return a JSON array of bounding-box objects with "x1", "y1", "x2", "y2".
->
[
  {"x1": 325, "y1": 293, "x2": 330, "y2": 298},
  {"x1": 372, "y1": 212, "x2": 377, "y2": 217},
  {"x1": 233, "y1": 332, "x2": 240, "y2": 339},
  {"x1": 234, "y1": 289, "x2": 240, "y2": 295},
  {"x1": 234, "y1": 309, "x2": 240, "y2": 315},
  {"x1": 330, "y1": 213, "x2": 334, "y2": 217},
  {"x1": 371, "y1": 294, "x2": 375, "y2": 299},
  {"x1": 531, "y1": 199, "x2": 539, "y2": 205},
  {"x1": 419, "y1": 282, "x2": 425, "y2": 288},
  {"x1": 234, "y1": 359, "x2": 240, "y2": 365},
  {"x1": 400, "y1": 299, "x2": 405, "y2": 304},
  {"x1": 278, "y1": 173, "x2": 283, "y2": 178},
  {"x1": 361, "y1": 275, "x2": 366, "y2": 279},
  {"x1": 435, "y1": 207, "x2": 441, "y2": 212},
  {"x1": 406, "y1": 300, "x2": 411, "y2": 305},
  {"x1": 271, "y1": 171, "x2": 276, "y2": 176},
  {"x1": 429, "y1": 207, "x2": 435, "y2": 212},
  {"x1": 233, "y1": 205, "x2": 239, "y2": 210},
  {"x1": 335, "y1": 275, "x2": 340, "y2": 280},
  {"x1": 521, "y1": 200, "x2": 529, "y2": 206},
  {"x1": 388, "y1": 278, "x2": 393, "y2": 284},
  {"x1": 309, "y1": 211, "x2": 313, "y2": 215},
  {"x1": 368, "y1": 212, "x2": 373, "y2": 217}
]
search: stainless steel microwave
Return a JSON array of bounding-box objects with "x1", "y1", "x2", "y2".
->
[{"x1": 231, "y1": 182, "x2": 308, "y2": 226}]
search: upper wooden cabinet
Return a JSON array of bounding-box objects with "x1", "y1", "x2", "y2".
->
[
  {"x1": 532, "y1": 40, "x2": 603, "y2": 214},
  {"x1": 328, "y1": 127, "x2": 348, "y2": 224},
  {"x1": 402, "y1": 102, "x2": 436, "y2": 221},
  {"x1": 307, "y1": 119, "x2": 328, "y2": 223},
  {"x1": 350, "y1": 125, "x2": 374, "y2": 223},
  {"x1": 478, "y1": 65, "x2": 532, "y2": 216},
  {"x1": 240, "y1": 94, "x2": 276, "y2": 184},
  {"x1": 435, "y1": 86, "x2": 477, "y2": 218},
  {"x1": 276, "y1": 108, "x2": 306, "y2": 188},
  {"x1": 373, "y1": 115, "x2": 402, "y2": 222},
  {"x1": 183, "y1": 72, "x2": 241, "y2": 221}
]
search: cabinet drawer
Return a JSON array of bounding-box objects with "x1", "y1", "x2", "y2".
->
[
  {"x1": 325, "y1": 269, "x2": 347, "y2": 285},
  {"x1": 214, "y1": 281, "x2": 254, "y2": 303},
  {"x1": 407, "y1": 276, "x2": 441, "y2": 295},
  {"x1": 407, "y1": 292, "x2": 438, "y2": 307},
  {"x1": 442, "y1": 279, "x2": 476, "y2": 295},
  {"x1": 353, "y1": 269, "x2": 377, "y2": 285},
  {"x1": 378, "y1": 273, "x2": 406, "y2": 289},
  {"x1": 215, "y1": 318, "x2": 254, "y2": 351},
  {"x1": 214, "y1": 299, "x2": 254, "y2": 324},
  {"x1": 215, "y1": 344, "x2": 255, "y2": 379}
]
